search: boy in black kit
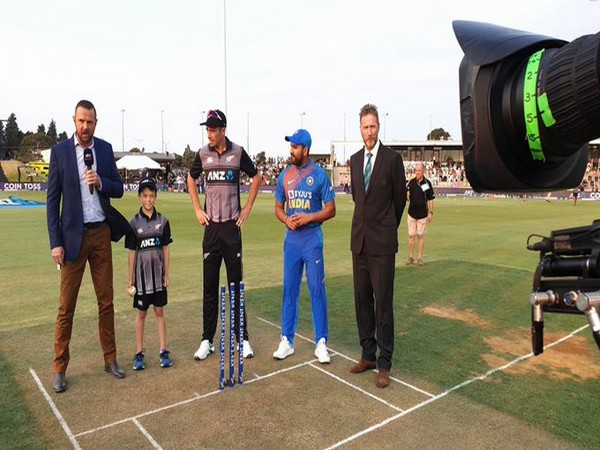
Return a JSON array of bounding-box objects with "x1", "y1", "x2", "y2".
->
[{"x1": 125, "y1": 177, "x2": 173, "y2": 370}]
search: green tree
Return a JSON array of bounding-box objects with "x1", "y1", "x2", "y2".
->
[
  {"x1": 427, "y1": 128, "x2": 451, "y2": 140},
  {"x1": 182, "y1": 145, "x2": 196, "y2": 168},
  {"x1": 58, "y1": 131, "x2": 68, "y2": 142},
  {"x1": 47, "y1": 120, "x2": 58, "y2": 144},
  {"x1": 4, "y1": 113, "x2": 23, "y2": 159},
  {"x1": 37, "y1": 124, "x2": 46, "y2": 134},
  {"x1": 174, "y1": 153, "x2": 183, "y2": 167},
  {"x1": 255, "y1": 150, "x2": 266, "y2": 167},
  {"x1": 129, "y1": 147, "x2": 142, "y2": 153},
  {"x1": 17, "y1": 133, "x2": 54, "y2": 162},
  {"x1": 0, "y1": 120, "x2": 6, "y2": 156}
]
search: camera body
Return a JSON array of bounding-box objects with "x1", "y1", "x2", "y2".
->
[
  {"x1": 454, "y1": 21, "x2": 600, "y2": 354},
  {"x1": 529, "y1": 221, "x2": 600, "y2": 353}
]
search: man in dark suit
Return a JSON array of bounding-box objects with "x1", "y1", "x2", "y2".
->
[
  {"x1": 349, "y1": 103, "x2": 407, "y2": 388},
  {"x1": 47, "y1": 100, "x2": 130, "y2": 393}
]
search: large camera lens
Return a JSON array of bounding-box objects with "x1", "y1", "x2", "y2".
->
[
  {"x1": 539, "y1": 33, "x2": 600, "y2": 154},
  {"x1": 454, "y1": 21, "x2": 600, "y2": 191}
]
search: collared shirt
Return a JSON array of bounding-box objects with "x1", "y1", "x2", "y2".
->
[
  {"x1": 363, "y1": 140, "x2": 381, "y2": 173},
  {"x1": 188, "y1": 137, "x2": 258, "y2": 223},
  {"x1": 125, "y1": 207, "x2": 173, "y2": 295},
  {"x1": 73, "y1": 135, "x2": 105, "y2": 223},
  {"x1": 275, "y1": 160, "x2": 335, "y2": 231},
  {"x1": 407, "y1": 176, "x2": 435, "y2": 219}
]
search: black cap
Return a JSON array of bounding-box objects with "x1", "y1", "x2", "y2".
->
[
  {"x1": 138, "y1": 177, "x2": 157, "y2": 193},
  {"x1": 200, "y1": 109, "x2": 227, "y2": 128}
]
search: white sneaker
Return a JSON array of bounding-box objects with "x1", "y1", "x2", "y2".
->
[
  {"x1": 315, "y1": 338, "x2": 330, "y2": 364},
  {"x1": 193, "y1": 339, "x2": 214, "y2": 360},
  {"x1": 272, "y1": 336, "x2": 294, "y2": 360},
  {"x1": 242, "y1": 340, "x2": 254, "y2": 358}
]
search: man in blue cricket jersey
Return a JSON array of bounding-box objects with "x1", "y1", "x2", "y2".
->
[{"x1": 272, "y1": 129, "x2": 336, "y2": 363}]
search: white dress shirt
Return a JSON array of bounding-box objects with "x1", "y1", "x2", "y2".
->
[{"x1": 73, "y1": 135, "x2": 105, "y2": 223}]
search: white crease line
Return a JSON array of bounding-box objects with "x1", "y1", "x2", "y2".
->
[
  {"x1": 324, "y1": 395, "x2": 441, "y2": 450},
  {"x1": 245, "y1": 361, "x2": 313, "y2": 384},
  {"x1": 75, "y1": 361, "x2": 313, "y2": 437},
  {"x1": 75, "y1": 388, "x2": 222, "y2": 437},
  {"x1": 39, "y1": 319, "x2": 590, "y2": 445},
  {"x1": 324, "y1": 324, "x2": 591, "y2": 450},
  {"x1": 29, "y1": 368, "x2": 81, "y2": 450},
  {"x1": 257, "y1": 315, "x2": 435, "y2": 398},
  {"x1": 132, "y1": 418, "x2": 163, "y2": 449},
  {"x1": 309, "y1": 362, "x2": 403, "y2": 412}
]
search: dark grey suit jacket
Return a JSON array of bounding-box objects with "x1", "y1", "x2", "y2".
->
[{"x1": 350, "y1": 143, "x2": 407, "y2": 255}]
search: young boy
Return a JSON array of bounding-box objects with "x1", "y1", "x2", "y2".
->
[{"x1": 125, "y1": 177, "x2": 173, "y2": 370}]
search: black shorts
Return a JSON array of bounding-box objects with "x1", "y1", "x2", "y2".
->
[{"x1": 133, "y1": 290, "x2": 168, "y2": 311}]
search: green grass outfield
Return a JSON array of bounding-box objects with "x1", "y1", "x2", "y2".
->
[{"x1": 1, "y1": 191, "x2": 599, "y2": 448}]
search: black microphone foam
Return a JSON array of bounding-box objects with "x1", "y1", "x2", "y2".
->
[
  {"x1": 83, "y1": 148, "x2": 94, "y2": 194},
  {"x1": 527, "y1": 237, "x2": 553, "y2": 252}
]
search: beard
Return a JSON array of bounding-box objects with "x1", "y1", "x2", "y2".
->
[
  {"x1": 76, "y1": 128, "x2": 93, "y2": 147},
  {"x1": 363, "y1": 136, "x2": 377, "y2": 150}
]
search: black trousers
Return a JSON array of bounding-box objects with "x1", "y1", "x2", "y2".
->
[
  {"x1": 352, "y1": 252, "x2": 396, "y2": 371},
  {"x1": 202, "y1": 221, "x2": 249, "y2": 342}
]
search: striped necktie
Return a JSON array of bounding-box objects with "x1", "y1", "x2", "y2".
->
[{"x1": 364, "y1": 152, "x2": 373, "y2": 191}]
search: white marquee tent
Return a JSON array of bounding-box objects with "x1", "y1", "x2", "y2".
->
[{"x1": 116, "y1": 154, "x2": 162, "y2": 170}]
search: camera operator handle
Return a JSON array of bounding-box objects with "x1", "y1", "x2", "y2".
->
[
  {"x1": 530, "y1": 291, "x2": 557, "y2": 355},
  {"x1": 532, "y1": 305, "x2": 544, "y2": 355},
  {"x1": 585, "y1": 309, "x2": 600, "y2": 350},
  {"x1": 576, "y1": 292, "x2": 600, "y2": 351}
]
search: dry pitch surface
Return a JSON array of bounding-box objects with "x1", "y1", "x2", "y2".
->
[{"x1": 19, "y1": 310, "x2": 590, "y2": 449}]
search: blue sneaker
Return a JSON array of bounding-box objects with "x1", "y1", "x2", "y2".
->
[
  {"x1": 160, "y1": 349, "x2": 173, "y2": 368},
  {"x1": 133, "y1": 351, "x2": 145, "y2": 370}
]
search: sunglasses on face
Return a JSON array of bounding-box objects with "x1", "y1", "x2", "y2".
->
[{"x1": 207, "y1": 110, "x2": 223, "y2": 121}]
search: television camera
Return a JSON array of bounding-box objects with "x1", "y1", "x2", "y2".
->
[
  {"x1": 528, "y1": 222, "x2": 600, "y2": 353},
  {"x1": 453, "y1": 21, "x2": 600, "y2": 353}
]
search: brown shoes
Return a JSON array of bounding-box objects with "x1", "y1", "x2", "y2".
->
[
  {"x1": 376, "y1": 369, "x2": 390, "y2": 388},
  {"x1": 105, "y1": 362, "x2": 126, "y2": 379},
  {"x1": 349, "y1": 359, "x2": 377, "y2": 374},
  {"x1": 52, "y1": 372, "x2": 67, "y2": 393},
  {"x1": 351, "y1": 359, "x2": 391, "y2": 388}
]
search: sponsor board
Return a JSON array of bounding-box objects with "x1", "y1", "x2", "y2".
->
[{"x1": 0, "y1": 196, "x2": 46, "y2": 209}]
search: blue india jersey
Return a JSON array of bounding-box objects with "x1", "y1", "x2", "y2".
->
[{"x1": 275, "y1": 161, "x2": 335, "y2": 229}]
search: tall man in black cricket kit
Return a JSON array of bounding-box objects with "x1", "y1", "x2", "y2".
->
[
  {"x1": 349, "y1": 104, "x2": 407, "y2": 389},
  {"x1": 187, "y1": 109, "x2": 261, "y2": 361}
]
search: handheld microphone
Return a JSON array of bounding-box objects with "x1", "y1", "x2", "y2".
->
[{"x1": 83, "y1": 148, "x2": 94, "y2": 194}]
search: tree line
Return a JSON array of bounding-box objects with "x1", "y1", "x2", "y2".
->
[{"x1": 0, "y1": 113, "x2": 69, "y2": 162}]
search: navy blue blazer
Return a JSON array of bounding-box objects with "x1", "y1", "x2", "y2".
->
[{"x1": 47, "y1": 137, "x2": 129, "y2": 261}]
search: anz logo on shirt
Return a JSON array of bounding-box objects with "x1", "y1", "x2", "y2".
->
[
  {"x1": 139, "y1": 237, "x2": 162, "y2": 249},
  {"x1": 206, "y1": 169, "x2": 237, "y2": 183}
]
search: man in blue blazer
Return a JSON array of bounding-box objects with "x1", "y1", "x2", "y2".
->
[
  {"x1": 47, "y1": 100, "x2": 129, "y2": 393},
  {"x1": 349, "y1": 104, "x2": 407, "y2": 388}
]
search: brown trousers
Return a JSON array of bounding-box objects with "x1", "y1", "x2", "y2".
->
[{"x1": 53, "y1": 224, "x2": 117, "y2": 373}]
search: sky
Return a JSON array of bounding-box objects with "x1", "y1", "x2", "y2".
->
[{"x1": 1, "y1": 0, "x2": 598, "y2": 161}]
